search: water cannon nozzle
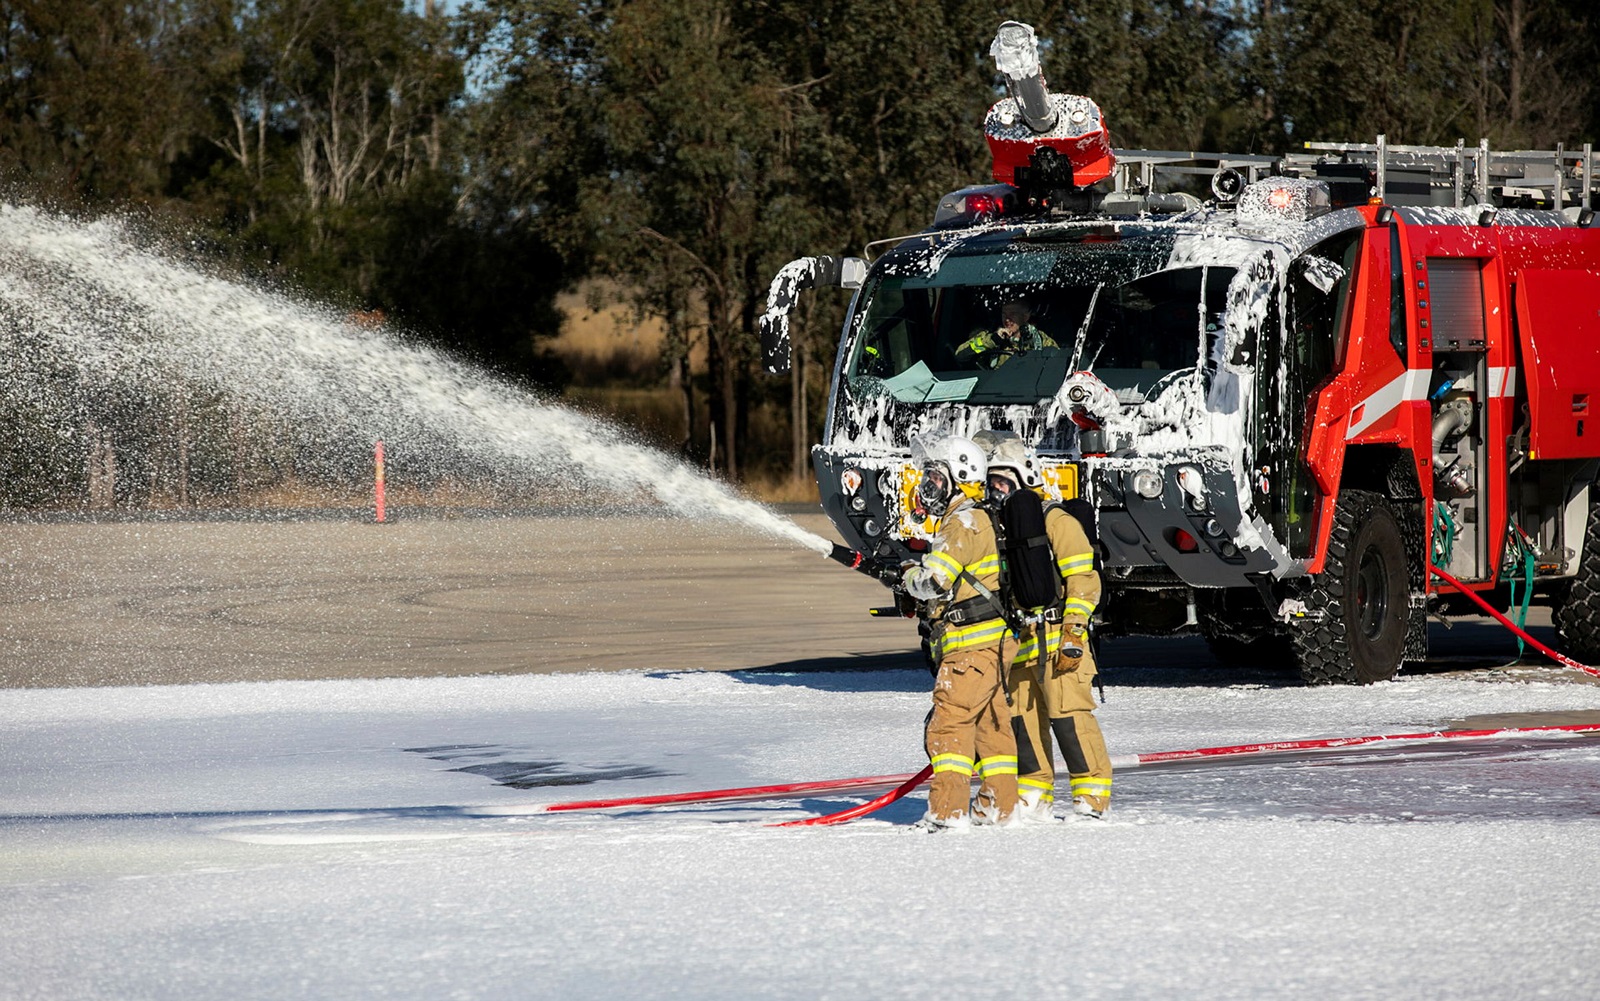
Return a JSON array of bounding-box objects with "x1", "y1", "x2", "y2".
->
[{"x1": 990, "y1": 21, "x2": 1057, "y2": 134}]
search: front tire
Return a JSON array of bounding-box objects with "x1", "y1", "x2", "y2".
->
[{"x1": 1287, "y1": 490, "x2": 1410, "y2": 685}]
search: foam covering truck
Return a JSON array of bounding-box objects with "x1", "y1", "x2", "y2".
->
[{"x1": 760, "y1": 21, "x2": 1600, "y2": 684}]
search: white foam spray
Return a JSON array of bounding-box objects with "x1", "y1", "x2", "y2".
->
[{"x1": 0, "y1": 203, "x2": 834, "y2": 555}]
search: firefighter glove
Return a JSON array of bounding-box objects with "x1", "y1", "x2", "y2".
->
[
  {"x1": 1054, "y1": 623, "x2": 1087, "y2": 676},
  {"x1": 902, "y1": 564, "x2": 946, "y2": 601}
]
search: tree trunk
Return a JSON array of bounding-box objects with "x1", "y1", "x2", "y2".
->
[
  {"x1": 720, "y1": 341, "x2": 739, "y2": 481},
  {"x1": 175, "y1": 390, "x2": 190, "y2": 507},
  {"x1": 665, "y1": 299, "x2": 695, "y2": 456},
  {"x1": 705, "y1": 285, "x2": 739, "y2": 480},
  {"x1": 791, "y1": 347, "x2": 805, "y2": 480},
  {"x1": 1505, "y1": 0, "x2": 1526, "y2": 139},
  {"x1": 85, "y1": 417, "x2": 116, "y2": 509},
  {"x1": 790, "y1": 297, "x2": 810, "y2": 481}
]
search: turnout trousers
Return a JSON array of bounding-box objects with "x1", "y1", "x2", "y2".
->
[
  {"x1": 1008, "y1": 628, "x2": 1113, "y2": 813},
  {"x1": 925, "y1": 633, "x2": 1019, "y2": 822}
]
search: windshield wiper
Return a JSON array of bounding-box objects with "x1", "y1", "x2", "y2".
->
[{"x1": 1068, "y1": 283, "x2": 1105, "y2": 372}]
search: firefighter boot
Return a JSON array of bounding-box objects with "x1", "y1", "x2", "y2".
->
[
  {"x1": 910, "y1": 811, "x2": 971, "y2": 834},
  {"x1": 1006, "y1": 657, "x2": 1055, "y2": 821},
  {"x1": 971, "y1": 685, "x2": 1019, "y2": 824},
  {"x1": 1050, "y1": 712, "x2": 1112, "y2": 818},
  {"x1": 1015, "y1": 782, "x2": 1059, "y2": 823}
]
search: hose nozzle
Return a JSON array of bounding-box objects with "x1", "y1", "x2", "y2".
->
[{"x1": 827, "y1": 543, "x2": 869, "y2": 572}]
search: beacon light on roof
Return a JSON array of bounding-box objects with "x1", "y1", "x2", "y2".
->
[
  {"x1": 1237, "y1": 177, "x2": 1334, "y2": 225},
  {"x1": 932, "y1": 184, "x2": 1017, "y2": 227}
]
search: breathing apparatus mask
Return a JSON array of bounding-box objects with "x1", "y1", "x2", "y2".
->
[
  {"x1": 987, "y1": 468, "x2": 1021, "y2": 501},
  {"x1": 916, "y1": 463, "x2": 955, "y2": 518},
  {"x1": 909, "y1": 434, "x2": 987, "y2": 519}
]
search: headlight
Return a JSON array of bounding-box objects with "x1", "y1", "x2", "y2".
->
[
  {"x1": 849, "y1": 494, "x2": 868, "y2": 512},
  {"x1": 862, "y1": 518, "x2": 882, "y2": 537},
  {"x1": 841, "y1": 468, "x2": 864, "y2": 495},
  {"x1": 1131, "y1": 469, "x2": 1163, "y2": 499}
]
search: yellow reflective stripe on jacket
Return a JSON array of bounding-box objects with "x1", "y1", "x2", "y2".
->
[
  {"x1": 1071, "y1": 776, "x2": 1112, "y2": 799},
  {"x1": 937, "y1": 618, "x2": 1009, "y2": 656},
  {"x1": 924, "y1": 549, "x2": 962, "y2": 585},
  {"x1": 1064, "y1": 596, "x2": 1096, "y2": 619},
  {"x1": 931, "y1": 753, "x2": 975, "y2": 776},
  {"x1": 1058, "y1": 553, "x2": 1095, "y2": 576},
  {"x1": 977, "y1": 755, "x2": 1018, "y2": 778},
  {"x1": 966, "y1": 554, "x2": 1000, "y2": 577},
  {"x1": 1016, "y1": 625, "x2": 1070, "y2": 661}
]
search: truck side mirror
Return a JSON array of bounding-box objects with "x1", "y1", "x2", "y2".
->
[{"x1": 759, "y1": 255, "x2": 867, "y2": 374}]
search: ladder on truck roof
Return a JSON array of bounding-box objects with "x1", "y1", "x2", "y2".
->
[
  {"x1": 1293, "y1": 136, "x2": 1596, "y2": 211},
  {"x1": 1111, "y1": 138, "x2": 1598, "y2": 213}
]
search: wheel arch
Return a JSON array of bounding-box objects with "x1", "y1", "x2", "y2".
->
[
  {"x1": 1339, "y1": 444, "x2": 1427, "y2": 589},
  {"x1": 1341, "y1": 446, "x2": 1429, "y2": 665}
]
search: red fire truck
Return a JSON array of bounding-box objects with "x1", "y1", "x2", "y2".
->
[{"x1": 761, "y1": 21, "x2": 1600, "y2": 684}]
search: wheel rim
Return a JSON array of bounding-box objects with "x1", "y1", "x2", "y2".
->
[{"x1": 1355, "y1": 545, "x2": 1390, "y2": 640}]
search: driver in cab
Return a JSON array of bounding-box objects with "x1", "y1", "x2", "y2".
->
[{"x1": 954, "y1": 300, "x2": 1057, "y2": 369}]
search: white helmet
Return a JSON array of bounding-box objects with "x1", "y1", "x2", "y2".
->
[
  {"x1": 974, "y1": 430, "x2": 1043, "y2": 488},
  {"x1": 912, "y1": 434, "x2": 987, "y2": 485},
  {"x1": 910, "y1": 434, "x2": 986, "y2": 516}
]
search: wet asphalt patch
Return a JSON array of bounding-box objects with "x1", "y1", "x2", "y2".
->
[{"x1": 405, "y1": 744, "x2": 673, "y2": 789}]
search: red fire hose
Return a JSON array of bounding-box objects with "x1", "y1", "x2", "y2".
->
[
  {"x1": 1429, "y1": 563, "x2": 1600, "y2": 678},
  {"x1": 503, "y1": 772, "x2": 918, "y2": 814},
  {"x1": 1116, "y1": 722, "x2": 1600, "y2": 766},
  {"x1": 523, "y1": 574, "x2": 1596, "y2": 826},
  {"x1": 768, "y1": 766, "x2": 934, "y2": 828},
  {"x1": 771, "y1": 722, "x2": 1600, "y2": 826},
  {"x1": 517, "y1": 723, "x2": 1600, "y2": 826}
]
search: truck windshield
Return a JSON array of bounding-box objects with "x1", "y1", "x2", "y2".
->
[{"x1": 847, "y1": 229, "x2": 1235, "y2": 404}]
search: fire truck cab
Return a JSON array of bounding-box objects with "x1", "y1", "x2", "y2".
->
[{"x1": 760, "y1": 22, "x2": 1600, "y2": 684}]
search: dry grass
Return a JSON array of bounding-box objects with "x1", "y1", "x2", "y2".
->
[
  {"x1": 551, "y1": 280, "x2": 667, "y2": 356},
  {"x1": 206, "y1": 478, "x2": 578, "y2": 511},
  {"x1": 562, "y1": 386, "x2": 688, "y2": 449},
  {"x1": 740, "y1": 472, "x2": 821, "y2": 505},
  {"x1": 551, "y1": 280, "x2": 708, "y2": 386},
  {"x1": 203, "y1": 480, "x2": 368, "y2": 510}
]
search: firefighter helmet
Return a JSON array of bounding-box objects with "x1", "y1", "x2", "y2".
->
[
  {"x1": 910, "y1": 434, "x2": 986, "y2": 517},
  {"x1": 973, "y1": 429, "x2": 1043, "y2": 488}
]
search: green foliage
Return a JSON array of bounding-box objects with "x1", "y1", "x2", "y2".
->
[
  {"x1": 0, "y1": 0, "x2": 203, "y2": 202},
  {"x1": 2, "y1": 0, "x2": 1599, "y2": 501},
  {"x1": 1238, "y1": 0, "x2": 1594, "y2": 149}
]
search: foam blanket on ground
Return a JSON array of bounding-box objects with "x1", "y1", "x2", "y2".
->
[{"x1": 3, "y1": 668, "x2": 1599, "y2": 1000}]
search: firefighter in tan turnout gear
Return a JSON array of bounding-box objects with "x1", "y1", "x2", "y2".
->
[
  {"x1": 976, "y1": 431, "x2": 1112, "y2": 820},
  {"x1": 897, "y1": 434, "x2": 1019, "y2": 830}
]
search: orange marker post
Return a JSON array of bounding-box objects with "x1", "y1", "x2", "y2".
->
[{"x1": 374, "y1": 440, "x2": 386, "y2": 523}]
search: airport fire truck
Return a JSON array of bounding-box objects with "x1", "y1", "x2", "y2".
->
[{"x1": 760, "y1": 21, "x2": 1600, "y2": 684}]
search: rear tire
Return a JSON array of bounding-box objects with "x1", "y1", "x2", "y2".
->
[
  {"x1": 1287, "y1": 490, "x2": 1410, "y2": 685},
  {"x1": 1554, "y1": 493, "x2": 1600, "y2": 662}
]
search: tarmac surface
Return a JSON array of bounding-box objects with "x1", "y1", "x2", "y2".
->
[{"x1": 2, "y1": 509, "x2": 1597, "y2": 697}]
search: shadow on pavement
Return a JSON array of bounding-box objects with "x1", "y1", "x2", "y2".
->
[
  {"x1": 699, "y1": 613, "x2": 1592, "y2": 694},
  {"x1": 652, "y1": 652, "x2": 933, "y2": 693},
  {"x1": 1095, "y1": 634, "x2": 1301, "y2": 689}
]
